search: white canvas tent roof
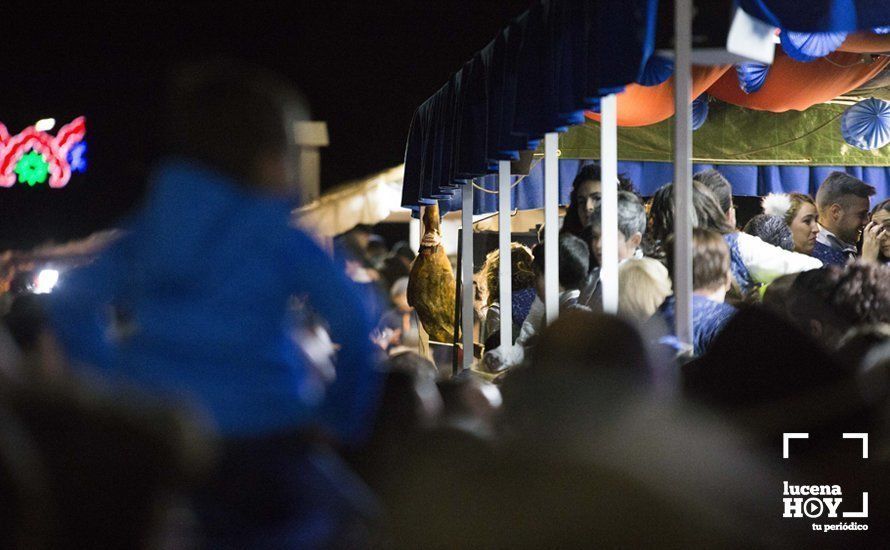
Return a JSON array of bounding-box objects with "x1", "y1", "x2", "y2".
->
[
  {"x1": 293, "y1": 164, "x2": 563, "y2": 237},
  {"x1": 293, "y1": 164, "x2": 412, "y2": 237}
]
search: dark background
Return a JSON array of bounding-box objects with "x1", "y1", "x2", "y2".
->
[{"x1": 1, "y1": 1, "x2": 531, "y2": 249}]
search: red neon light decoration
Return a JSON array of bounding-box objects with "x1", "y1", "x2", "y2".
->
[{"x1": 0, "y1": 117, "x2": 86, "y2": 189}]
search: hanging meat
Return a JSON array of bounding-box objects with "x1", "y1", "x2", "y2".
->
[{"x1": 407, "y1": 203, "x2": 456, "y2": 343}]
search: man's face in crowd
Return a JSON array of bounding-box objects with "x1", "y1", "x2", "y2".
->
[
  {"x1": 576, "y1": 180, "x2": 601, "y2": 228},
  {"x1": 836, "y1": 195, "x2": 871, "y2": 244}
]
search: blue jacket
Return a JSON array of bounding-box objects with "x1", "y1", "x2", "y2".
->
[
  {"x1": 811, "y1": 241, "x2": 850, "y2": 267},
  {"x1": 723, "y1": 233, "x2": 755, "y2": 295},
  {"x1": 49, "y1": 159, "x2": 379, "y2": 440},
  {"x1": 657, "y1": 295, "x2": 737, "y2": 357}
]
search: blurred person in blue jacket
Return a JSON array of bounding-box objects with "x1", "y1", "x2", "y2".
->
[{"x1": 48, "y1": 60, "x2": 381, "y2": 548}]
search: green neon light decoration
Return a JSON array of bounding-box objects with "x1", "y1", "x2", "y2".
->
[{"x1": 14, "y1": 150, "x2": 50, "y2": 186}]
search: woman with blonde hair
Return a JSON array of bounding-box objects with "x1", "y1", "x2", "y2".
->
[
  {"x1": 618, "y1": 258, "x2": 673, "y2": 322},
  {"x1": 761, "y1": 192, "x2": 820, "y2": 255},
  {"x1": 618, "y1": 258, "x2": 672, "y2": 323}
]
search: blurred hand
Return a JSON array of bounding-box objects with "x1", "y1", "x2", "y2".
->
[{"x1": 370, "y1": 327, "x2": 401, "y2": 350}]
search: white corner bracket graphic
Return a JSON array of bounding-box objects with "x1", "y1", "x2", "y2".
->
[
  {"x1": 843, "y1": 492, "x2": 869, "y2": 518},
  {"x1": 783, "y1": 433, "x2": 809, "y2": 459},
  {"x1": 842, "y1": 433, "x2": 869, "y2": 459}
]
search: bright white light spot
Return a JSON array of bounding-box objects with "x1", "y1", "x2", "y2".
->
[
  {"x1": 34, "y1": 269, "x2": 60, "y2": 294},
  {"x1": 35, "y1": 118, "x2": 56, "y2": 132},
  {"x1": 480, "y1": 383, "x2": 503, "y2": 408}
]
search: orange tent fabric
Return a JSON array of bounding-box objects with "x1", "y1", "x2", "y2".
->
[
  {"x1": 585, "y1": 65, "x2": 731, "y2": 127},
  {"x1": 708, "y1": 50, "x2": 890, "y2": 112},
  {"x1": 585, "y1": 41, "x2": 890, "y2": 127},
  {"x1": 838, "y1": 31, "x2": 890, "y2": 54}
]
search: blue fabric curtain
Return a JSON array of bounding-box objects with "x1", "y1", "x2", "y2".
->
[
  {"x1": 739, "y1": 0, "x2": 890, "y2": 32},
  {"x1": 445, "y1": 159, "x2": 890, "y2": 214},
  {"x1": 402, "y1": 0, "x2": 658, "y2": 210}
]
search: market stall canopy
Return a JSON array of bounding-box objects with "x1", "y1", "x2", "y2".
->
[
  {"x1": 401, "y1": 0, "x2": 890, "y2": 212},
  {"x1": 293, "y1": 165, "x2": 411, "y2": 237}
]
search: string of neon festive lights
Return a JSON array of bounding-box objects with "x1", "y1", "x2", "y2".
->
[{"x1": 0, "y1": 116, "x2": 86, "y2": 188}]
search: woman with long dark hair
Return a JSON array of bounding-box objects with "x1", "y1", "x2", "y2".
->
[
  {"x1": 561, "y1": 164, "x2": 637, "y2": 239},
  {"x1": 862, "y1": 198, "x2": 890, "y2": 265}
]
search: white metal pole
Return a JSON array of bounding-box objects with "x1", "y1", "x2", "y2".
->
[
  {"x1": 461, "y1": 185, "x2": 474, "y2": 368},
  {"x1": 544, "y1": 132, "x2": 559, "y2": 324},
  {"x1": 674, "y1": 0, "x2": 694, "y2": 346},
  {"x1": 600, "y1": 94, "x2": 619, "y2": 314},
  {"x1": 498, "y1": 161, "x2": 512, "y2": 347}
]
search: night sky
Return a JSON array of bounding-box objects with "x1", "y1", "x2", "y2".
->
[{"x1": 2, "y1": 1, "x2": 530, "y2": 249}]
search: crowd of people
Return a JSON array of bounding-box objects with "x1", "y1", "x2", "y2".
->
[{"x1": 1, "y1": 63, "x2": 890, "y2": 548}]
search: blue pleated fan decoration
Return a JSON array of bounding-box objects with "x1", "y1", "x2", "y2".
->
[
  {"x1": 692, "y1": 95, "x2": 709, "y2": 131},
  {"x1": 841, "y1": 98, "x2": 890, "y2": 150},
  {"x1": 735, "y1": 62, "x2": 770, "y2": 94},
  {"x1": 637, "y1": 55, "x2": 674, "y2": 86},
  {"x1": 780, "y1": 30, "x2": 848, "y2": 62}
]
